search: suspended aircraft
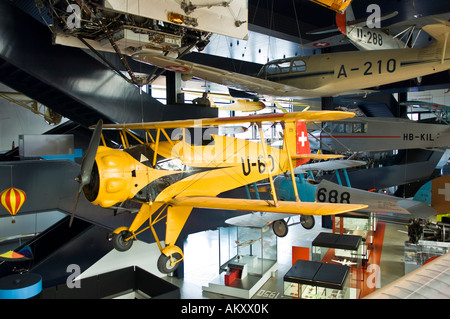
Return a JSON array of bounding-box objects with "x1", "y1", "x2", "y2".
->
[
  {"x1": 303, "y1": 8, "x2": 405, "y2": 51},
  {"x1": 181, "y1": 89, "x2": 266, "y2": 112},
  {"x1": 308, "y1": 175, "x2": 450, "y2": 219},
  {"x1": 71, "y1": 111, "x2": 367, "y2": 274},
  {"x1": 274, "y1": 166, "x2": 450, "y2": 223},
  {"x1": 309, "y1": 116, "x2": 450, "y2": 152},
  {"x1": 308, "y1": 0, "x2": 353, "y2": 14},
  {"x1": 181, "y1": 89, "x2": 309, "y2": 113},
  {"x1": 132, "y1": 22, "x2": 450, "y2": 99},
  {"x1": 233, "y1": 158, "x2": 450, "y2": 236},
  {"x1": 400, "y1": 100, "x2": 450, "y2": 125}
]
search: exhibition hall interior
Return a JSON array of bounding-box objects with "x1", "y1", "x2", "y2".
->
[{"x1": 0, "y1": 0, "x2": 449, "y2": 300}]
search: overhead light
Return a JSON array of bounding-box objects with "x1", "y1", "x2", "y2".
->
[
  {"x1": 168, "y1": 12, "x2": 198, "y2": 27},
  {"x1": 168, "y1": 12, "x2": 185, "y2": 24}
]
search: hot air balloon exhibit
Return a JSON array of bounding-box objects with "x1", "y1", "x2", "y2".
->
[{"x1": 0, "y1": 187, "x2": 26, "y2": 223}]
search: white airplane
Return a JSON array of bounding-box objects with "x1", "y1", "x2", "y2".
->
[
  {"x1": 331, "y1": 258, "x2": 358, "y2": 266},
  {"x1": 308, "y1": 175, "x2": 450, "y2": 220},
  {"x1": 400, "y1": 100, "x2": 450, "y2": 125},
  {"x1": 132, "y1": 21, "x2": 450, "y2": 99},
  {"x1": 303, "y1": 8, "x2": 405, "y2": 51},
  {"x1": 310, "y1": 116, "x2": 450, "y2": 152},
  {"x1": 235, "y1": 238, "x2": 261, "y2": 248}
]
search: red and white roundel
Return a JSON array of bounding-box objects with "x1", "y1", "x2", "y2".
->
[
  {"x1": 165, "y1": 65, "x2": 190, "y2": 73},
  {"x1": 313, "y1": 42, "x2": 330, "y2": 47}
]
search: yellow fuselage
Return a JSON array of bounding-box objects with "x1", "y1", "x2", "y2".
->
[{"x1": 89, "y1": 135, "x2": 290, "y2": 208}]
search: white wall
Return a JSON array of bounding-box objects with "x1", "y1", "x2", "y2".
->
[{"x1": 0, "y1": 83, "x2": 67, "y2": 152}]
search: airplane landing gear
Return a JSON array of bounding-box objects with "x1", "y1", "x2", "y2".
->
[
  {"x1": 273, "y1": 219, "x2": 288, "y2": 237},
  {"x1": 158, "y1": 245, "x2": 184, "y2": 274},
  {"x1": 157, "y1": 252, "x2": 183, "y2": 274},
  {"x1": 300, "y1": 215, "x2": 315, "y2": 230},
  {"x1": 109, "y1": 229, "x2": 134, "y2": 252}
]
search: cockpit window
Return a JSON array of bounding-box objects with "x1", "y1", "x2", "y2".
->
[
  {"x1": 258, "y1": 59, "x2": 306, "y2": 79},
  {"x1": 323, "y1": 122, "x2": 368, "y2": 134},
  {"x1": 292, "y1": 59, "x2": 306, "y2": 72},
  {"x1": 266, "y1": 61, "x2": 291, "y2": 75},
  {"x1": 352, "y1": 123, "x2": 368, "y2": 133},
  {"x1": 323, "y1": 122, "x2": 350, "y2": 133}
]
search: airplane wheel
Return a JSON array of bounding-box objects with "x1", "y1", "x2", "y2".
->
[
  {"x1": 273, "y1": 219, "x2": 288, "y2": 237},
  {"x1": 111, "y1": 230, "x2": 134, "y2": 252},
  {"x1": 300, "y1": 215, "x2": 315, "y2": 230},
  {"x1": 157, "y1": 253, "x2": 182, "y2": 274}
]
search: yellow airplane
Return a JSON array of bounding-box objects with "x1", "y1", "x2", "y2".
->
[
  {"x1": 182, "y1": 89, "x2": 267, "y2": 112},
  {"x1": 71, "y1": 111, "x2": 367, "y2": 274},
  {"x1": 308, "y1": 0, "x2": 353, "y2": 14},
  {"x1": 182, "y1": 89, "x2": 310, "y2": 113}
]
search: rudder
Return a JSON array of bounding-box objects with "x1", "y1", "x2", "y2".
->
[
  {"x1": 414, "y1": 175, "x2": 450, "y2": 215},
  {"x1": 284, "y1": 120, "x2": 311, "y2": 167}
]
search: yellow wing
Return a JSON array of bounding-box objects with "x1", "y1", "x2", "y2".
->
[
  {"x1": 98, "y1": 110, "x2": 355, "y2": 130},
  {"x1": 167, "y1": 196, "x2": 367, "y2": 216}
]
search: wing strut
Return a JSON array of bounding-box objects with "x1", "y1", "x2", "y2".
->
[
  {"x1": 257, "y1": 123, "x2": 279, "y2": 206},
  {"x1": 442, "y1": 31, "x2": 448, "y2": 64},
  {"x1": 281, "y1": 123, "x2": 300, "y2": 202},
  {"x1": 153, "y1": 128, "x2": 161, "y2": 166}
]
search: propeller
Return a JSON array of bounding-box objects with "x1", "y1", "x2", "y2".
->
[{"x1": 70, "y1": 119, "x2": 103, "y2": 227}]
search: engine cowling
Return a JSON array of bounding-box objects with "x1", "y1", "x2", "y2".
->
[{"x1": 84, "y1": 146, "x2": 142, "y2": 207}]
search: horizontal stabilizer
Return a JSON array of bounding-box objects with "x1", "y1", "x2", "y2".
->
[
  {"x1": 294, "y1": 159, "x2": 366, "y2": 173},
  {"x1": 397, "y1": 199, "x2": 436, "y2": 219},
  {"x1": 293, "y1": 154, "x2": 343, "y2": 160}
]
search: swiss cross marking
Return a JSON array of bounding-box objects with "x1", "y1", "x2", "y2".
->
[
  {"x1": 165, "y1": 65, "x2": 190, "y2": 73},
  {"x1": 438, "y1": 183, "x2": 450, "y2": 201},
  {"x1": 298, "y1": 131, "x2": 308, "y2": 147}
]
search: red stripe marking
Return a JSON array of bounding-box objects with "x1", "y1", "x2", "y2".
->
[{"x1": 320, "y1": 135, "x2": 401, "y2": 139}]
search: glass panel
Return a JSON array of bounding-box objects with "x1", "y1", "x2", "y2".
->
[
  {"x1": 219, "y1": 227, "x2": 237, "y2": 272},
  {"x1": 352, "y1": 123, "x2": 367, "y2": 133},
  {"x1": 291, "y1": 59, "x2": 306, "y2": 72},
  {"x1": 265, "y1": 64, "x2": 279, "y2": 75},
  {"x1": 331, "y1": 122, "x2": 350, "y2": 133},
  {"x1": 284, "y1": 282, "x2": 300, "y2": 298},
  {"x1": 268, "y1": 62, "x2": 290, "y2": 74}
]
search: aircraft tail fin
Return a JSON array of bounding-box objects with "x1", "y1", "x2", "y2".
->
[
  {"x1": 336, "y1": 4, "x2": 354, "y2": 35},
  {"x1": 423, "y1": 23, "x2": 450, "y2": 45},
  {"x1": 414, "y1": 175, "x2": 450, "y2": 215},
  {"x1": 294, "y1": 121, "x2": 311, "y2": 167},
  {"x1": 336, "y1": 11, "x2": 347, "y2": 35},
  {"x1": 284, "y1": 120, "x2": 310, "y2": 167},
  {"x1": 336, "y1": 8, "x2": 399, "y2": 36}
]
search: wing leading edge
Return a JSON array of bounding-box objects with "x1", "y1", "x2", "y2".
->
[
  {"x1": 99, "y1": 110, "x2": 355, "y2": 130},
  {"x1": 168, "y1": 196, "x2": 367, "y2": 216},
  {"x1": 132, "y1": 53, "x2": 323, "y2": 97}
]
